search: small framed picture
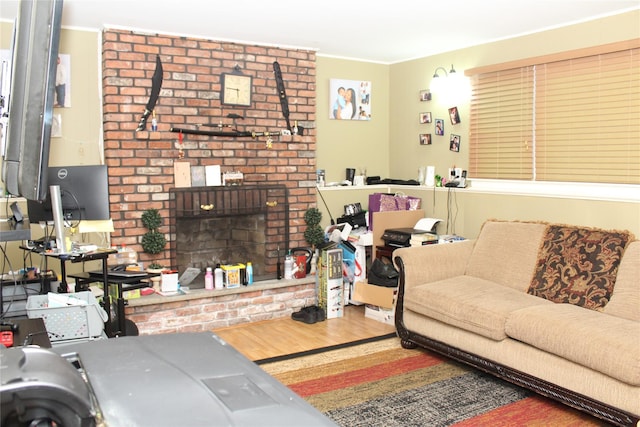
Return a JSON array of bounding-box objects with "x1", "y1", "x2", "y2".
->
[
  {"x1": 450, "y1": 134, "x2": 461, "y2": 152},
  {"x1": 419, "y1": 90, "x2": 431, "y2": 101},
  {"x1": 419, "y1": 112, "x2": 432, "y2": 124},
  {"x1": 448, "y1": 106, "x2": 460, "y2": 125},
  {"x1": 435, "y1": 119, "x2": 444, "y2": 136},
  {"x1": 419, "y1": 133, "x2": 432, "y2": 145}
]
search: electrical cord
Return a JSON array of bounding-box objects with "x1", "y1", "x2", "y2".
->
[
  {"x1": 315, "y1": 187, "x2": 336, "y2": 225},
  {"x1": 446, "y1": 187, "x2": 459, "y2": 235}
]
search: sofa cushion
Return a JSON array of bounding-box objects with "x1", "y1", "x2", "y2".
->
[
  {"x1": 506, "y1": 303, "x2": 640, "y2": 386},
  {"x1": 465, "y1": 220, "x2": 547, "y2": 292},
  {"x1": 404, "y1": 275, "x2": 552, "y2": 341},
  {"x1": 527, "y1": 225, "x2": 634, "y2": 311},
  {"x1": 604, "y1": 241, "x2": 640, "y2": 321}
]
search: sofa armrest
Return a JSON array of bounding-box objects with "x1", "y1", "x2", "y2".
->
[{"x1": 393, "y1": 240, "x2": 475, "y2": 290}]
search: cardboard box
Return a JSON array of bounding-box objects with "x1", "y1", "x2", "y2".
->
[
  {"x1": 364, "y1": 304, "x2": 395, "y2": 325},
  {"x1": 317, "y1": 247, "x2": 344, "y2": 318},
  {"x1": 173, "y1": 161, "x2": 191, "y2": 188},
  {"x1": 352, "y1": 281, "x2": 396, "y2": 309},
  {"x1": 109, "y1": 285, "x2": 141, "y2": 300},
  {"x1": 161, "y1": 271, "x2": 179, "y2": 293},
  {"x1": 221, "y1": 264, "x2": 244, "y2": 288}
]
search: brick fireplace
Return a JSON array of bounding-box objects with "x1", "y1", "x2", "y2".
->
[
  {"x1": 102, "y1": 29, "x2": 317, "y2": 270},
  {"x1": 100, "y1": 29, "x2": 317, "y2": 330}
]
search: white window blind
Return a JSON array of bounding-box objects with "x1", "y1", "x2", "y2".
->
[
  {"x1": 469, "y1": 67, "x2": 534, "y2": 180},
  {"x1": 469, "y1": 44, "x2": 640, "y2": 185}
]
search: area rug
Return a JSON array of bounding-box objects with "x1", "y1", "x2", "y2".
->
[{"x1": 258, "y1": 337, "x2": 608, "y2": 426}]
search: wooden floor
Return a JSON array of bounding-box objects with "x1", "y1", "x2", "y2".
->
[{"x1": 214, "y1": 305, "x2": 396, "y2": 360}]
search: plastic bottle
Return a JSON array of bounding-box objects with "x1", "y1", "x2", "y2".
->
[
  {"x1": 116, "y1": 244, "x2": 138, "y2": 267},
  {"x1": 214, "y1": 264, "x2": 224, "y2": 289},
  {"x1": 310, "y1": 251, "x2": 318, "y2": 275},
  {"x1": 246, "y1": 262, "x2": 253, "y2": 285},
  {"x1": 205, "y1": 267, "x2": 214, "y2": 290},
  {"x1": 284, "y1": 251, "x2": 293, "y2": 280}
]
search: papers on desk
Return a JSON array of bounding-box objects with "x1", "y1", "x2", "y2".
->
[
  {"x1": 414, "y1": 218, "x2": 442, "y2": 232},
  {"x1": 47, "y1": 292, "x2": 88, "y2": 307}
]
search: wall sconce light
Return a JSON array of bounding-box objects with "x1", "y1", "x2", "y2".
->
[
  {"x1": 430, "y1": 64, "x2": 457, "y2": 93},
  {"x1": 432, "y1": 64, "x2": 457, "y2": 79}
]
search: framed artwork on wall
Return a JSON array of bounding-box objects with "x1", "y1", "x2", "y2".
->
[
  {"x1": 52, "y1": 114, "x2": 62, "y2": 137},
  {"x1": 54, "y1": 54, "x2": 71, "y2": 108},
  {"x1": 419, "y1": 112, "x2": 432, "y2": 124},
  {"x1": 435, "y1": 119, "x2": 444, "y2": 135},
  {"x1": 449, "y1": 106, "x2": 460, "y2": 125},
  {"x1": 419, "y1": 133, "x2": 432, "y2": 145},
  {"x1": 329, "y1": 79, "x2": 371, "y2": 120},
  {"x1": 450, "y1": 134, "x2": 461, "y2": 152},
  {"x1": 420, "y1": 90, "x2": 431, "y2": 101}
]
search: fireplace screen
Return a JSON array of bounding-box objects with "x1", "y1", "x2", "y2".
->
[{"x1": 170, "y1": 185, "x2": 289, "y2": 286}]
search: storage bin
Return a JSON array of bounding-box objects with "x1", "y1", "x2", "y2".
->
[{"x1": 26, "y1": 291, "x2": 107, "y2": 341}]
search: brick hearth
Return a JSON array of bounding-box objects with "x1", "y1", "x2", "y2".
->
[{"x1": 126, "y1": 279, "x2": 316, "y2": 334}]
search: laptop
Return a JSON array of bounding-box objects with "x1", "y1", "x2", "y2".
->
[{"x1": 88, "y1": 269, "x2": 148, "y2": 279}]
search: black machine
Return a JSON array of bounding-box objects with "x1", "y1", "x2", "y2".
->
[{"x1": 382, "y1": 228, "x2": 437, "y2": 247}]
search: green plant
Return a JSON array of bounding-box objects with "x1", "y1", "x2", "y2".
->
[
  {"x1": 141, "y1": 208, "x2": 163, "y2": 230},
  {"x1": 303, "y1": 207, "x2": 324, "y2": 248},
  {"x1": 141, "y1": 208, "x2": 167, "y2": 255},
  {"x1": 147, "y1": 262, "x2": 165, "y2": 270}
]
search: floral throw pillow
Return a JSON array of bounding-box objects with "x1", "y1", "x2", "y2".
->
[{"x1": 527, "y1": 225, "x2": 633, "y2": 311}]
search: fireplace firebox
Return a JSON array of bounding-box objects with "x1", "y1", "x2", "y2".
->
[{"x1": 170, "y1": 185, "x2": 289, "y2": 287}]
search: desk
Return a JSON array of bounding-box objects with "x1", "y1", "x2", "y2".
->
[
  {"x1": 0, "y1": 220, "x2": 30, "y2": 242},
  {"x1": 21, "y1": 247, "x2": 116, "y2": 293},
  {"x1": 69, "y1": 271, "x2": 159, "y2": 338}
]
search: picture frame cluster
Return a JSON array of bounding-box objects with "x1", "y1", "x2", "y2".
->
[{"x1": 418, "y1": 89, "x2": 462, "y2": 152}]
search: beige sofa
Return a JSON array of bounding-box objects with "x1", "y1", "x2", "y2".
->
[{"x1": 393, "y1": 220, "x2": 639, "y2": 426}]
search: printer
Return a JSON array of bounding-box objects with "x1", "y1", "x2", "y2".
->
[
  {"x1": 381, "y1": 217, "x2": 441, "y2": 248},
  {"x1": 381, "y1": 228, "x2": 437, "y2": 247}
]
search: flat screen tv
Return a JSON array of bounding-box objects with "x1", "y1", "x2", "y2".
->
[
  {"x1": 2, "y1": 0, "x2": 64, "y2": 201},
  {"x1": 27, "y1": 165, "x2": 110, "y2": 224}
]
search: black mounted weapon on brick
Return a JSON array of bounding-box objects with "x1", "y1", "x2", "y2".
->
[
  {"x1": 169, "y1": 126, "x2": 282, "y2": 138},
  {"x1": 136, "y1": 55, "x2": 163, "y2": 131},
  {"x1": 273, "y1": 61, "x2": 292, "y2": 133}
]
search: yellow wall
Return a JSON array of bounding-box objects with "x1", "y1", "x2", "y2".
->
[
  {"x1": 316, "y1": 10, "x2": 639, "y2": 238},
  {"x1": 0, "y1": 26, "x2": 102, "y2": 166},
  {"x1": 315, "y1": 57, "x2": 390, "y2": 184},
  {"x1": 387, "y1": 10, "x2": 640, "y2": 181}
]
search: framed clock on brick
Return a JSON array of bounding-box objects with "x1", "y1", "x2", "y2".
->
[{"x1": 221, "y1": 73, "x2": 252, "y2": 106}]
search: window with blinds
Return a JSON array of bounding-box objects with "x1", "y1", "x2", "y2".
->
[{"x1": 469, "y1": 43, "x2": 640, "y2": 185}]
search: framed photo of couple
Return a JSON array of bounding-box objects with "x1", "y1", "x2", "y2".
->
[{"x1": 329, "y1": 79, "x2": 372, "y2": 120}]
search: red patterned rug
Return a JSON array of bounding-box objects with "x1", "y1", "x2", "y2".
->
[{"x1": 258, "y1": 337, "x2": 610, "y2": 426}]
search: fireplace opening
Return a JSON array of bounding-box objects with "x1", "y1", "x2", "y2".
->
[{"x1": 170, "y1": 185, "x2": 289, "y2": 288}]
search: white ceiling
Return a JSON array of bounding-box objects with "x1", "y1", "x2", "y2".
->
[{"x1": 1, "y1": 0, "x2": 639, "y2": 63}]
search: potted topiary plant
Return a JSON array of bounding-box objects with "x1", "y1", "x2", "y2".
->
[
  {"x1": 141, "y1": 208, "x2": 167, "y2": 256},
  {"x1": 303, "y1": 207, "x2": 324, "y2": 275},
  {"x1": 303, "y1": 207, "x2": 324, "y2": 249}
]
